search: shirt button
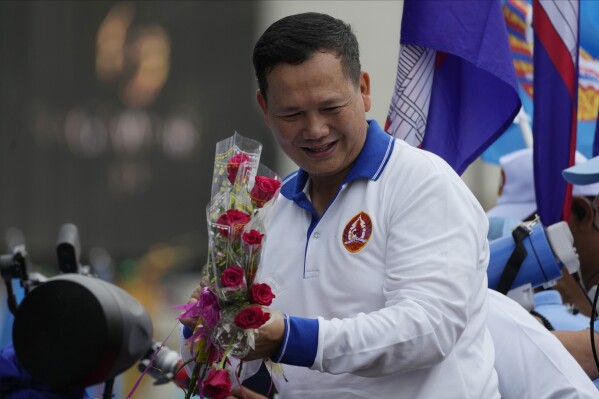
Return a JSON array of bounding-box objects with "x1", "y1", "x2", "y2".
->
[{"x1": 313, "y1": 232, "x2": 321, "y2": 239}]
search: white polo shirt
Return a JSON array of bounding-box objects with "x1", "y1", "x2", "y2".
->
[
  {"x1": 488, "y1": 289, "x2": 599, "y2": 398},
  {"x1": 258, "y1": 120, "x2": 499, "y2": 398}
]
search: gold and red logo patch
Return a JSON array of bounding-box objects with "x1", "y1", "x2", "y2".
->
[{"x1": 342, "y1": 211, "x2": 372, "y2": 253}]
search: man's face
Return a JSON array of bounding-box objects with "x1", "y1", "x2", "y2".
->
[
  {"x1": 571, "y1": 195, "x2": 599, "y2": 289},
  {"x1": 256, "y1": 52, "x2": 371, "y2": 182}
]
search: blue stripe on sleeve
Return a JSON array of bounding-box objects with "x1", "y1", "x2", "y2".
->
[
  {"x1": 273, "y1": 316, "x2": 318, "y2": 367},
  {"x1": 182, "y1": 325, "x2": 193, "y2": 339}
]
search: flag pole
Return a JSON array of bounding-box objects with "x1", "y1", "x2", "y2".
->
[{"x1": 514, "y1": 107, "x2": 533, "y2": 148}]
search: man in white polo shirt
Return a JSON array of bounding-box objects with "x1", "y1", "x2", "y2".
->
[
  {"x1": 211, "y1": 11, "x2": 499, "y2": 398},
  {"x1": 181, "y1": 12, "x2": 599, "y2": 399}
]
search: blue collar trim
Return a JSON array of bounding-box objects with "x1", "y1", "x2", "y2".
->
[{"x1": 280, "y1": 120, "x2": 395, "y2": 200}]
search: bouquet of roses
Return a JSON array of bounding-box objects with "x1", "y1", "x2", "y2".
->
[{"x1": 175, "y1": 132, "x2": 282, "y2": 399}]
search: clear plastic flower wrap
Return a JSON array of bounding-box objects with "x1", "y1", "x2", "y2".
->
[{"x1": 175, "y1": 132, "x2": 282, "y2": 399}]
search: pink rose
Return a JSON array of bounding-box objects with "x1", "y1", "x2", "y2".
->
[
  {"x1": 250, "y1": 175, "x2": 281, "y2": 208},
  {"x1": 216, "y1": 209, "x2": 251, "y2": 238},
  {"x1": 203, "y1": 368, "x2": 232, "y2": 399},
  {"x1": 249, "y1": 283, "x2": 275, "y2": 306},
  {"x1": 242, "y1": 229, "x2": 264, "y2": 246},
  {"x1": 226, "y1": 153, "x2": 251, "y2": 185},
  {"x1": 234, "y1": 306, "x2": 271, "y2": 329},
  {"x1": 220, "y1": 266, "x2": 245, "y2": 288}
]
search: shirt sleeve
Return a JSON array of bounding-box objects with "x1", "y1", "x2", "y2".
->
[
  {"x1": 273, "y1": 315, "x2": 318, "y2": 367},
  {"x1": 488, "y1": 290, "x2": 599, "y2": 399}
]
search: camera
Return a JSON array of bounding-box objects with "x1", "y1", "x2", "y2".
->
[{"x1": 1, "y1": 223, "x2": 187, "y2": 396}]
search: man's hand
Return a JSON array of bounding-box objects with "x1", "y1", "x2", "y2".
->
[
  {"x1": 243, "y1": 310, "x2": 286, "y2": 361},
  {"x1": 555, "y1": 270, "x2": 593, "y2": 317},
  {"x1": 178, "y1": 284, "x2": 203, "y2": 329},
  {"x1": 179, "y1": 284, "x2": 285, "y2": 360},
  {"x1": 226, "y1": 386, "x2": 269, "y2": 399}
]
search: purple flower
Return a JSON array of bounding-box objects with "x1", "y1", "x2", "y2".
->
[
  {"x1": 197, "y1": 288, "x2": 221, "y2": 328},
  {"x1": 174, "y1": 288, "x2": 221, "y2": 329}
]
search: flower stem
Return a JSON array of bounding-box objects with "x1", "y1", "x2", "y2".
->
[
  {"x1": 218, "y1": 330, "x2": 238, "y2": 370},
  {"x1": 185, "y1": 347, "x2": 205, "y2": 399}
]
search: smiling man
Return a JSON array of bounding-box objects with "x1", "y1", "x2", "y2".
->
[
  {"x1": 182, "y1": 12, "x2": 500, "y2": 398},
  {"x1": 250, "y1": 12, "x2": 499, "y2": 398},
  {"x1": 255, "y1": 48, "x2": 370, "y2": 217}
]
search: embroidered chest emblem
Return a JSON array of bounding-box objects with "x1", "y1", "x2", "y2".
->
[{"x1": 342, "y1": 211, "x2": 373, "y2": 253}]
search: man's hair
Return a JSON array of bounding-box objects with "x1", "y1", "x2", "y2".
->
[{"x1": 252, "y1": 12, "x2": 361, "y2": 102}]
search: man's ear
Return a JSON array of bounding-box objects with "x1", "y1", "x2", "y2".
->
[
  {"x1": 256, "y1": 90, "x2": 270, "y2": 127},
  {"x1": 360, "y1": 71, "x2": 371, "y2": 112},
  {"x1": 570, "y1": 196, "x2": 594, "y2": 230}
]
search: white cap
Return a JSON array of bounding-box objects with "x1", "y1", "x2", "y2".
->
[
  {"x1": 486, "y1": 148, "x2": 599, "y2": 220},
  {"x1": 563, "y1": 155, "x2": 599, "y2": 185}
]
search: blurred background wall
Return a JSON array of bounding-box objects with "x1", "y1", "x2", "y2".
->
[{"x1": 0, "y1": 1, "x2": 499, "y2": 398}]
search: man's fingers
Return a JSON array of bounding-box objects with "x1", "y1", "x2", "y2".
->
[
  {"x1": 228, "y1": 386, "x2": 269, "y2": 399},
  {"x1": 190, "y1": 285, "x2": 203, "y2": 301},
  {"x1": 178, "y1": 284, "x2": 205, "y2": 328},
  {"x1": 179, "y1": 316, "x2": 199, "y2": 329}
]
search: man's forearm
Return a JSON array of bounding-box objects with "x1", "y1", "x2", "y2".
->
[{"x1": 552, "y1": 329, "x2": 599, "y2": 379}]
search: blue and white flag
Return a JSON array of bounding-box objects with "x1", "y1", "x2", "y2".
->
[
  {"x1": 532, "y1": 0, "x2": 579, "y2": 224},
  {"x1": 386, "y1": 0, "x2": 521, "y2": 175},
  {"x1": 483, "y1": 0, "x2": 599, "y2": 165}
]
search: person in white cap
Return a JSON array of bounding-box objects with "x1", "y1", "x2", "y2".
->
[
  {"x1": 481, "y1": 148, "x2": 599, "y2": 396},
  {"x1": 561, "y1": 152, "x2": 599, "y2": 382},
  {"x1": 562, "y1": 154, "x2": 599, "y2": 313},
  {"x1": 488, "y1": 148, "x2": 599, "y2": 319},
  {"x1": 487, "y1": 147, "x2": 599, "y2": 388}
]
